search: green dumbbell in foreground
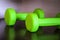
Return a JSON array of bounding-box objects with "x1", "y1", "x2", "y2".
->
[
  {"x1": 4, "y1": 8, "x2": 44, "y2": 25},
  {"x1": 25, "y1": 13, "x2": 60, "y2": 32}
]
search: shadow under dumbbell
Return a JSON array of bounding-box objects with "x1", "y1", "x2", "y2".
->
[
  {"x1": 14, "y1": 20, "x2": 25, "y2": 31},
  {"x1": 3, "y1": 20, "x2": 60, "y2": 40},
  {"x1": 54, "y1": 28, "x2": 60, "y2": 40},
  {"x1": 15, "y1": 20, "x2": 30, "y2": 40}
]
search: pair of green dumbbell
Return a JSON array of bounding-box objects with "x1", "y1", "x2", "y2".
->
[
  {"x1": 4, "y1": 8, "x2": 44, "y2": 25},
  {"x1": 4, "y1": 8, "x2": 60, "y2": 32}
]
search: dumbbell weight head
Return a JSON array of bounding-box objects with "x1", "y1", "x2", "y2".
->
[
  {"x1": 4, "y1": 8, "x2": 28, "y2": 25},
  {"x1": 55, "y1": 12, "x2": 60, "y2": 29},
  {"x1": 25, "y1": 14, "x2": 39, "y2": 32},
  {"x1": 33, "y1": 8, "x2": 45, "y2": 18},
  {"x1": 25, "y1": 14, "x2": 60, "y2": 32},
  {"x1": 4, "y1": 8, "x2": 16, "y2": 25},
  {"x1": 5, "y1": 8, "x2": 45, "y2": 25}
]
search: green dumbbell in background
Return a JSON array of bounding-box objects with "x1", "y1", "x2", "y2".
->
[
  {"x1": 56, "y1": 12, "x2": 60, "y2": 29},
  {"x1": 4, "y1": 8, "x2": 44, "y2": 25},
  {"x1": 25, "y1": 13, "x2": 60, "y2": 32}
]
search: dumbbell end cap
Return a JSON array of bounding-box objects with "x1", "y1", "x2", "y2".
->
[
  {"x1": 4, "y1": 8, "x2": 16, "y2": 25},
  {"x1": 25, "y1": 14, "x2": 39, "y2": 32},
  {"x1": 33, "y1": 8, "x2": 45, "y2": 18}
]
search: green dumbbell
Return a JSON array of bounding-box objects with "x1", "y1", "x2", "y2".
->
[
  {"x1": 56, "y1": 12, "x2": 60, "y2": 29},
  {"x1": 25, "y1": 13, "x2": 60, "y2": 32},
  {"x1": 4, "y1": 8, "x2": 45, "y2": 25}
]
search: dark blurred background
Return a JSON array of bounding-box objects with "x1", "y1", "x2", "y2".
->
[{"x1": 0, "y1": 0, "x2": 60, "y2": 18}]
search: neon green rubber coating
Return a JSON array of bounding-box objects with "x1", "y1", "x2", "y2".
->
[
  {"x1": 26, "y1": 13, "x2": 60, "y2": 32},
  {"x1": 16, "y1": 13, "x2": 28, "y2": 20},
  {"x1": 4, "y1": 8, "x2": 16, "y2": 25},
  {"x1": 33, "y1": 8, "x2": 45, "y2": 18},
  {"x1": 39, "y1": 18, "x2": 60, "y2": 26},
  {"x1": 56, "y1": 13, "x2": 60, "y2": 29},
  {"x1": 26, "y1": 14, "x2": 39, "y2": 32}
]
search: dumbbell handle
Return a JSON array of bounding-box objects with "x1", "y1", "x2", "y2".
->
[
  {"x1": 16, "y1": 13, "x2": 28, "y2": 20},
  {"x1": 38, "y1": 18, "x2": 60, "y2": 26}
]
